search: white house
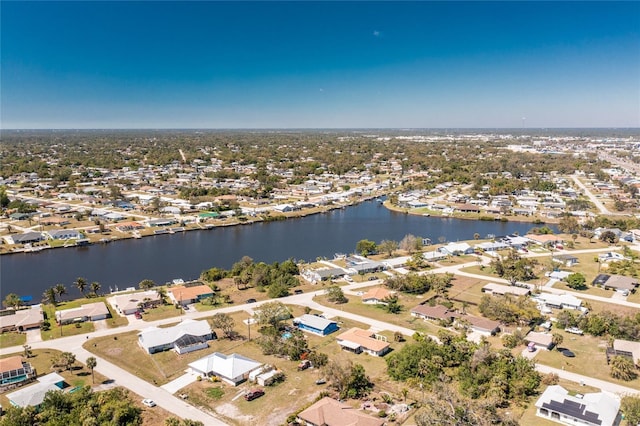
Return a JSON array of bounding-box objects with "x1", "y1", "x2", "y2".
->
[
  {"x1": 189, "y1": 352, "x2": 262, "y2": 386},
  {"x1": 45, "y1": 229, "x2": 84, "y2": 240},
  {"x1": 437, "y1": 242, "x2": 473, "y2": 256},
  {"x1": 535, "y1": 385, "x2": 620, "y2": 426},
  {"x1": 138, "y1": 319, "x2": 215, "y2": 354}
]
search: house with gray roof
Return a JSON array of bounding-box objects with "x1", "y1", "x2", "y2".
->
[
  {"x1": 138, "y1": 319, "x2": 215, "y2": 354},
  {"x1": 294, "y1": 314, "x2": 339, "y2": 336},
  {"x1": 535, "y1": 385, "x2": 620, "y2": 426},
  {"x1": 3, "y1": 232, "x2": 44, "y2": 245},
  {"x1": 6, "y1": 373, "x2": 65, "y2": 408}
]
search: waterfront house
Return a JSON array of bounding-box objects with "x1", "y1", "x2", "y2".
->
[
  {"x1": 167, "y1": 284, "x2": 214, "y2": 305},
  {"x1": 111, "y1": 290, "x2": 163, "y2": 315},
  {"x1": 525, "y1": 234, "x2": 564, "y2": 247},
  {"x1": 138, "y1": 319, "x2": 215, "y2": 354},
  {"x1": 45, "y1": 229, "x2": 84, "y2": 240},
  {"x1": 294, "y1": 314, "x2": 339, "y2": 336},
  {"x1": 55, "y1": 301, "x2": 110, "y2": 325},
  {"x1": 3, "y1": 231, "x2": 44, "y2": 245},
  {"x1": 437, "y1": 242, "x2": 473, "y2": 256},
  {"x1": 0, "y1": 306, "x2": 44, "y2": 332},
  {"x1": 6, "y1": 373, "x2": 65, "y2": 409},
  {"x1": 361, "y1": 287, "x2": 393, "y2": 305},
  {"x1": 188, "y1": 352, "x2": 262, "y2": 386},
  {"x1": 0, "y1": 356, "x2": 36, "y2": 388},
  {"x1": 336, "y1": 327, "x2": 390, "y2": 357},
  {"x1": 302, "y1": 267, "x2": 347, "y2": 284},
  {"x1": 297, "y1": 397, "x2": 384, "y2": 426},
  {"x1": 535, "y1": 385, "x2": 620, "y2": 426}
]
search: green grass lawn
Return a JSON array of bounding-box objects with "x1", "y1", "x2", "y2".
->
[
  {"x1": 0, "y1": 332, "x2": 26, "y2": 349},
  {"x1": 534, "y1": 330, "x2": 640, "y2": 390},
  {"x1": 40, "y1": 302, "x2": 96, "y2": 340},
  {"x1": 140, "y1": 304, "x2": 182, "y2": 321}
]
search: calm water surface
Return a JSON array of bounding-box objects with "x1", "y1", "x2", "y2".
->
[{"x1": 0, "y1": 200, "x2": 550, "y2": 301}]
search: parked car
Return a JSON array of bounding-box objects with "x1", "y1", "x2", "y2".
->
[
  {"x1": 297, "y1": 360, "x2": 311, "y2": 371},
  {"x1": 561, "y1": 349, "x2": 576, "y2": 358},
  {"x1": 565, "y1": 327, "x2": 584, "y2": 335},
  {"x1": 246, "y1": 298, "x2": 257, "y2": 304},
  {"x1": 142, "y1": 399, "x2": 156, "y2": 407},
  {"x1": 315, "y1": 378, "x2": 326, "y2": 385},
  {"x1": 368, "y1": 276, "x2": 378, "y2": 281},
  {"x1": 244, "y1": 389, "x2": 265, "y2": 401},
  {"x1": 294, "y1": 289, "x2": 303, "y2": 294},
  {"x1": 134, "y1": 311, "x2": 142, "y2": 319},
  {"x1": 183, "y1": 305, "x2": 189, "y2": 310}
]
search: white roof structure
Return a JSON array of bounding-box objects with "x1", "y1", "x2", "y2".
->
[
  {"x1": 138, "y1": 319, "x2": 212, "y2": 352},
  {"x1": 535, "y1": 385, "x2": 620, "y2": 426},
  {"x1": 55, "y1": 302, "x2": 110, "y2": 323},
  {"x1": 535, "y1": 293, "x2": 582, "y2": 309},
  {"x1": 7, "y1": 373, "x2": 65, "y2": 408},
  {"x1": 296, "y1": 314, "x2": 336, "y2": 331},
  {"x1": 112, "y1": 290, "x2": 161, "y2": 313},
  {"x1": 482, "y1": 283, "x2": 530, "y2": 296},
  {"x1": 189, "y1": 352, "x2": 262, "y2": 384}
]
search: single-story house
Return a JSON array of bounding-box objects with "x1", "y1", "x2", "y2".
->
[
  {"x1": 346, "y1": 257, "x2": 386, "y2": 275},
  {"x1": 3, "y1": 232, "x2": 45, "y2": 245},
  {"x1": 146, "y1": 218, "x2": 178, "y2": 227},
  {"x1": 297, "y1": 397, "x2": 384, "y2": 426},
  {"x1": 475, "y1": 241, "x2": 509, "y2": 252},
  {"x1": 55, "y1": 302, "x2": 110, "y2": 325},
  {"x1": 482, "y1": 283, "x2": 531, "y2": 297},
  {"x1": 598, "y1": 252, "x2": 626, "y2": 262},
  {"x1": 336, "y1": 328, "x2": 390, "y2": 357},
  {"x1": 189, "y1": 352, "x2": 262, "y2": 386},
  {"x1": 437, "y1": 242, "x2": 474, "y2": 256},
  {"x1": 611, "y1": 339, "x2": 640, "y2": 365},
  {"x1": 361, "y1": 287, "x2": 394, "y2": 304},
  {"x1": 422, "y1": 251, "x2": 447, "y2": 261},
  {"x1": 111, "y1": 290, "x2": 163, "y2": 315},
  {"x1": 594, "y1": 274, "x2": 638, "y2": 292},
  {"x1": 0, "y1": 306, "x2": 44, "y2": 332},
  {"x1": 534, "y1": 293, "x2": 583, "y2": 311},
  {"x1": 302, "y1": 267, "x2": 347, "y2": 283},
  {"x1": 454, "y1": 203, "x2": 481, "y2": 213},
  {"x1": 294, "y1": 314, "x2": 339, "y2": 336},
  {"x1": 535, "y1": 385, "x2": 620, "y2": 426},
  {"x1": 525, "y1": 331, "x2": 554, "y2": 350},
  {"x1": 552, "y1": 254, "x2": 579, "y2": 267},
  {"x1": 115, "y1": 221, "x2": 145, "y2": 232},
  {"x1": 138, "y1": 319, "x2": 215, "y2": 354},
  {"x1": 45, "y1": 229, "x2": 84, "y2": 240},
  {"x1": 547, "y1": 271, "x2": 571, "y2": 280},
  {"x1": 458, "y1": 315, "x2": 501, "y2": 335},
  {"x1": 6, "y1": 373, "x2": 65, "y2": 408},
  {"x1": 525, "y1": 234, "x2": 564, "y2": 246},
  {"x1": 0, "y1": 356, "x2": 36, "y2": 388},
  {"x1": 167, "y1": 284, "x2": 214, "y2": 305},
  {"x1": 411, "y1": 304, "x2": 459, "y2": 323}
]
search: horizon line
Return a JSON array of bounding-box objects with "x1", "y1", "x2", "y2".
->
[{"x1": 2, "y1": 127, "x2": 640, "y2": 132}]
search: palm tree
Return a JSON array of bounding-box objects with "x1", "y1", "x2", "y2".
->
[
  {"x1": 75, "y1": 277, "x2": 88, "y2": 296},
  {"x1": 54, "y1": 284, "x2": 67, "y2": 302},
  {"x1": 90, "y1": 281, "x2": 101, "y2": 297},
  {"x1": 610, "y1": 356, "x2": 637, "y2": 381},
  {"x1": 42, "y1": 287, "x2": 57, "y2": 305},
  {"x1": 86, "y1": 357, "x2": 97, "y2": 384},
  {"x1": 551, "y1": 333, "x2": 564, "y2": 350},
  {"x1": 156, "y1": 287, "x2": 167, "y2": 305}
]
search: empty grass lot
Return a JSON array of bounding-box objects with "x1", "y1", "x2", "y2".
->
[{"x1": 0, "y1": 332, "x2": 26, "y2": 348}]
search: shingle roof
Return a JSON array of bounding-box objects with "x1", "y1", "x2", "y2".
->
[
  {"x1": 296, "y1": 314, "x2": 337, "y2": 331},
  {"x1": 336, "y1": 328, "x2": 390, "y2": 353},
  {"x1": 138, "y1": 319, "x2": 212, "y2": 351},
  {"x1": 298, "y1": 397, "x2": 384, "y2": 426},
  {"x1": 189, "y1": 352, "x2": 262, "y2": 381}
]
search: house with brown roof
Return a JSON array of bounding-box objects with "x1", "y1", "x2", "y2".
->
[
  {"x1": 459, "y1": 315, "x2": 501, "y2": 336},
  {"x1": 297, "y1": 397, "x2": 384, "y2": 426},
  {"x1": 0, "y1": 306, "x2": 44, "y2": 332},
  {"x1": 361, "y1": 287, "x2": 394, "y2": 305},
  {"x1": 599, "y1": 275, "x2": 638, "y2": 293},
  {"x1": 336, "y1": 328, "x2": 391, "y2": 357},
  {"x1": 525, "y1": 234, "x2": 564, "y2": 246},
  {"x1": 526, "y1": 331, "x2": 554, "y2": 350},
  {"x1": 0, "y1": 356, "x2": 36, "y2": 389},
  {"x1": 167, "y1": 284, "x2": 214, "y2": 305},
  {"x1": 410, "y1": 304, "x2": 459, "y2": 323}
]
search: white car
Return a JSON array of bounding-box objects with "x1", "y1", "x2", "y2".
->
[
  {"x1": 142, "y1": 399, "x2": 156, "y2": 407},
  {"x1": 565, "y1": 327, "x2": 584, "y2": 335}
]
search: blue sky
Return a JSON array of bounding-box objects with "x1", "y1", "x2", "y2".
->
[{"x1": 2, "y1": 1, "x2": 639, "y2": 129}]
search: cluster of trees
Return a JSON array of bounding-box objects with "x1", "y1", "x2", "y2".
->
[
  {"x1": 387, "y1": 332, "x2": 539, "y2": 410},
  {"x1": 200, "y1": 256, "x2": 300, "y2": 299},
  {"x1": 254, "y1": 302, "x2": 308, "y2": 360},
  {"x1": 384, "y1": 273, "x2": 453, "y2": 296},
  {"x1": 355, "y1": 234, "x2": 425, "y2": 258},
  {"x1": 325, "y1": 285, "x2": 347, "y2": 304},
  {"x1": 41, "y1": 277, "x2": 105, "y2": 306},
  {"x1": 323, "y1": 359, "x2": 373, "y2": 399},
  {"x1": 556, "y1": 309, "x2": 640, "y2": 341},
  {"x1": 478, "y1": 295, "x2": 542, "y2": 325},
  {"x1": 490, "y1": 250, "x2": 538, "y2": 284}
]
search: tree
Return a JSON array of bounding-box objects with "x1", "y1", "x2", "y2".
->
[
  {"x1": 90, "y1": 281, "x2": 101, "y2": 297},
  {"x1": 600, "y1": 230, "x2": 618, "y2": 245},
  {"x1": 566, "y1": 272, "x2": 587, "y2": 290},
  {"x1": 54, "y1": 283, "x2": 67, "y2": 301},
  {"x1": 0, "y1": 185, "x2": 10, "y2": 209},
  {"x1": 42, "y1": 287, "x2": 57, "y2": 306},
  {"x1": 621, "y1": 395, "x2": 640, "y2": 426},
  {"x1": 139, "y1": 279, "x2": 156, "y2": 290},
  {"x1": 355, "y1": 239, "x2": 377, "y2": 256},
  {"x1": 74, "y1": 277, "x2": 87, "y2": 296},
  {"x1": 378, "y1": 239, "x2": 398, "y2": 257},
  {"x1": 326, "y1": 285, "x2": 348, "y2": 304},
  {"x1": 53, "y1": 352, "x2": 76, "y2": 373},
  {"x1": 86, "y1": 357, "x2": 97, "y2": 384},
  {"x1": 210, "y1": 313, "x2": 236, "y2": 339},
  {"x1": 382, "y1": 295, "x2": 402, "y2": 314},
  {"x1": 551, "y1": 333, "x2": 564, "y2": 350},
  {"x1": 255, "y1": 301, "x2": 291, "y2": 330},
  {"x1": 3, "y1": 293, "x2": 23, "y2": 310},
  {"x1": 558, "y1": 215, "x2": 580, "y2": 234},
  {"x1": 610, "y1": 356, "x2": 637, "y2": 381},
  {"x1": 405, "y1": 252, "x2": 427, "y2": 271},
  {"x1": 399, "y1": 234, "x2": 422, "y2": 253},
  {"x1": 156, "y1": 287, "x2": 168, "y2": 304},
  {"x1": 166, "y1": 419, "x2": 204, "y2": 426},
  {"x1": 325, "y1": 360, "x2": 372, "y2": 399},
  {"x1": 23, "y1": 344, "x2": 32, "y2": 358}
]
